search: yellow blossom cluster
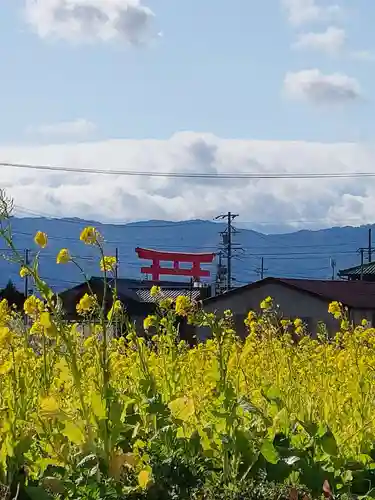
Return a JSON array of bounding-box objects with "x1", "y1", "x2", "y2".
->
[
  {"x1": 80, "y1": 226, "x2": 102, "y2": 245},
  {"x1": 100, "y1": 256, "x2": 117, "y2": 273},
  {"x1": 76, "y1": 293, "x2": 97, "y2": 315},
  {"x1": 2, "y1": 208, "x2": 375, "y2": 496}
]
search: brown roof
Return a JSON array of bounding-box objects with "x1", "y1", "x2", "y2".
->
[{"x1": 204, "y1": 277, "x2": 375, "y2": 310}]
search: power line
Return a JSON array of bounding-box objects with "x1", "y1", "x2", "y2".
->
[{"x1": 3, "y1": 160, "x2": 375, "y2": 179}]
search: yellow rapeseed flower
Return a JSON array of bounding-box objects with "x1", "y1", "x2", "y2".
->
[
  {"x1": 150, "y1": 285, "x2": 161, "y2": 298},
  {"x1": 175, "y1": 295, "x2": 191, "y2": 317},
  {"x1": 40, "y1": 311, "x2": 57, "y2": 338},
  {"x1": 76, "y1": 293, "x2": 97, "y2": 315},
  {"x1": 138, "y1": 469, "x2": 152, "y2": 489},
  {"x1": 328, "y1": 301, "x2": 342, "y2": 319},
  {"x1": 294, "y1": 318, "x2": 303, "y2": 328},
  {"x1": 143, "y1": 315, "x2": 157, "y2": 330},
  {"x1": 80, "y1": 226, "x2": 101, "y2": 245},
  {"x1": 0, "y1": 327, "x2": 12, "y2": 348},
  {"x1": 260, "y1": 296, "x2": 273, "y2": 310},
  {"x1": 341, "y1": 319, "x2": 350, "y2": 331},
  {"x1": 19, "y1": 266, "x2": 30, "y2": 278},
  {"x1": 24, "y1": 295, "x2": 44, "y2": 318},
  {"x1": 107, "y1": 300, "x2": 123, "y2": 321},
  {"x1": 30, "y1": 321, "x2": 43, "y2": 336},
  {"x1": 34, "y1": 231, "x2": 48, "y2": 248},
  {"x1": 100, "y1": 256, "x2": 117, "y2": 273},
  {"x1": 40, "y1": 396, "x2": 59, "y2": 415},
  {"x1": 56, "y1": 248, "x2": 71, "y2": 264}
]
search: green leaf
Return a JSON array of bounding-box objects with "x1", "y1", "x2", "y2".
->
[
  {"x1": 109, "y1": 401, "x2": 123, "y2": 425},
  {"x1": 321, "y1": 430, "x2": 338, "y2": 457},
  {"x1": 260, "y1": 439, "x2": 279, "y2": 464},
  {"x1": 26, "y1": 486, "x2": 54, "y2": 500},
  {"x1": 274, "y1": 407, "x2": 290, "y2": 433},
  {"x1": 168, "y1": 397, "x2": 195, "y2": 421},
  {"x1": 77, "y1": 454, "x2": 97, "y2": 469},
  {"x1": 266, "y1": 385, "x2": 281, "y2": 401},
  {"x1": 91, "y1": 393, "x2": 107, "y2": 420},
  {"x1": 62, "y1": 421, "x2": 85, "y2": 446}
]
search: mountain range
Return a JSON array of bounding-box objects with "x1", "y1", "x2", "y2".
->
[{"x1": 0, "y1": 216, "x2": 371, "y2": 293}]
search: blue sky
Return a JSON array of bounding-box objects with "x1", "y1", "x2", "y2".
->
[
  {"x1": 0, "y1": 0, "x2": 373, "y2": 143},
  {"x1": 0, "y1": 0, "x2": 375, "y2": 231}
]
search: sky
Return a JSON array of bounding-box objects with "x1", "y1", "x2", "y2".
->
[{"x1": 1, "y1": 0, "x2": 375, "y2": 232}]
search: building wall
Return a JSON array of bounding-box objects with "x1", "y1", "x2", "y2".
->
[
  {"x1": 351, "y1": 308, "x2": 374, "y2": 326},
  {"x1": 200, "y1": 282, "x2": 341, "y2": 339}
]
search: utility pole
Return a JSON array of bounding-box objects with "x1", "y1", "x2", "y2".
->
[
  {"x1": 24, "y1": 249, "x2": 29, "y2": 299},
  {"x1": 215, "y1": 212, "x2": 239, "y2": 291},
  {"x1": 115, "y1": 247, "x2": 119, "y2": 284},
  {"x1": 369, "y1": 228, "x2": 372, "y2": 263},
  {"x1": 357, "y1": 228, "x2": 373, "y2": 280},
  {"x1": 255, "y1": 257, "x2": 267, "y2": 280},
  {"x1": 330, "y1": 258, "x2": 336, "y2": 281}
]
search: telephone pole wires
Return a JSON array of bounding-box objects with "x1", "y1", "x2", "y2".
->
[
  {"x1": 215, "y1": 212, "x2": 241, "y2": 291},
  {"x1": 357, "y1": 228, "x2": 373, "y2": 281}
]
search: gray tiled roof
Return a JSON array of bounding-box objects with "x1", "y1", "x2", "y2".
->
[
  {"x1": 339, "y1": 262, "x2": 375, "y2": 277},
  {"x1": 135, "y1": 288, "x2": 202, "y2": 303}
]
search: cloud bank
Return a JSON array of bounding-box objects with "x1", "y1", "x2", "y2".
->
[
  {"x1": 282, "y1": 0, "x2": 342, "y2": 26},
  {"x1": 1, "y1": 132, "x2": 375, "y2": 233},
  {"x1": 284, "y1": 69, "x2": 361, "y2": 104},
  {"x1": 24, "y1": 0, "x2": 158, "y2": 45},
  {"x1": 292, "y1": 26, "x2": 345, "y2": 54}
]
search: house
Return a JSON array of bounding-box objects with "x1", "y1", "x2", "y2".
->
[
  {"x1": 200, "y1": 277, "x2": 375, "y2": 338},
  {"x1": 338, "y1": 262, "x2": 375, "y2": 282},
  {"x1": 58, "y1": 277, "x2": 211, "y2": 343}
]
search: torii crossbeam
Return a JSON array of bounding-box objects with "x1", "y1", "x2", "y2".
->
[{"x1": 135, "y1": 247, "x2": 216, "y2": 281}]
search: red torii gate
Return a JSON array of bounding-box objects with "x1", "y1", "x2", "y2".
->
[{"x1": 135, "y1": 247, "x2": 216, "y2": 281}]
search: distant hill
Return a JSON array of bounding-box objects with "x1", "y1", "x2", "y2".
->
[{"x1": 0, "y1": 216, "x2": 372, "y2": 292}]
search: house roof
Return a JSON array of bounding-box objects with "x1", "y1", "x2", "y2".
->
[
  {"x1": 59, "y1": 277, "x2": 207, "y2": 304},
  {"x1": 135, "y1": 288, "x2": 202, "y2": 303},
  {"x1": 115, "y1": 278, "x2": 206, "y2": 303},
  {"x1": 338, "y1": 262, "x2": 375, "y2": 277},
  {"x1": 203, "y1": 277, "x2": 375, "y2": 310}
]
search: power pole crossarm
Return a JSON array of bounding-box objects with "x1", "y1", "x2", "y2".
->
[{"x1": 215, "y1": 212, "x2": 239, "y2": 291}]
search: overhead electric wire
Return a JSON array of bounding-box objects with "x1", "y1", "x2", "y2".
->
[{"x1": 2, "y1": 160, "x2": 375, "y2": 179}]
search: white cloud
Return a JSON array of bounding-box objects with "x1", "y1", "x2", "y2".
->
[
  {"x1": 27, "y1": 119, "x2": 97, "y2": 140},
  {"x1": 1, "y1": 132, "x2": 375, "y2": 232},
  {"x1": 293, "y1": 26, "x2": 345, "y2": 54},
  {"x1": 284, "y1": 69, "x2": 361, "y2": 104},
  {"x1": 24, "y1": 0, "x2": 158, "y2": 45},
  {"x1": 282, "y1": 0, "x2": 342, "y2": 26}
]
